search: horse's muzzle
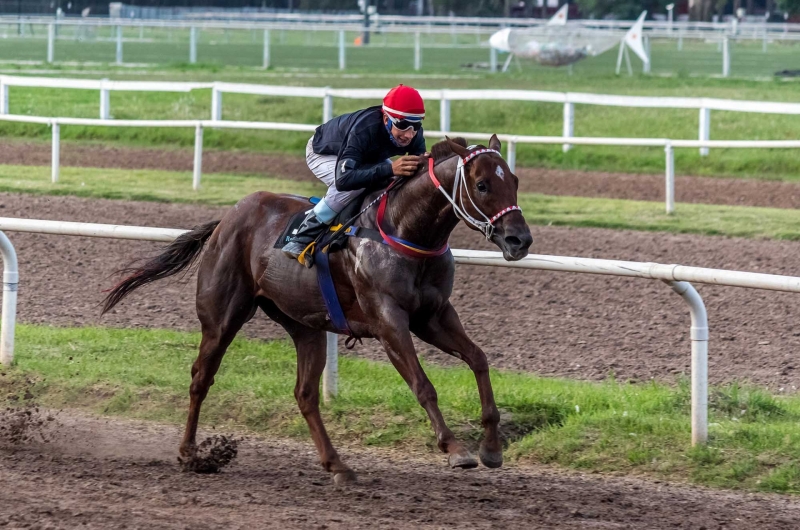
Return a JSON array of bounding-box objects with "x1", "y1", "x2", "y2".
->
[{"x1": 494, "y1": 216, "x2": 533, "y2": 261}]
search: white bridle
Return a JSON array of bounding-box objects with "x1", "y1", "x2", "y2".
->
[{"x1": 428, "y1": 147, "x2": 522, "y2": 240}]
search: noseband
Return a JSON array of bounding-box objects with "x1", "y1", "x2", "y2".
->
[{"x1": 428, "y1": 148, "x2": 522, "y2": 240}]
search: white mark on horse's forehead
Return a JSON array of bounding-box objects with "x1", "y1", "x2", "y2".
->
[{"x1": 495, "y1": 165, "x2": 505, "y2": 180}]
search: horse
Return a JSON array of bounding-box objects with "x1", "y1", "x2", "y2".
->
[{"x1": 102, "y1": 135, "x2": 533, "y2": 484}]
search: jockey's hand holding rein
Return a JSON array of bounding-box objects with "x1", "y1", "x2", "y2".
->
[{"x1": 392, "y1": 154, "x2": 428, "y2": 177}]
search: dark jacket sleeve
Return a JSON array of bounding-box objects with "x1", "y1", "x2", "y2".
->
[{"x1": 334, "y1": 131, "x2": 394, "y2": 192}]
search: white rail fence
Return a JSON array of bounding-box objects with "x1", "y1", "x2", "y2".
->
[
  {"x1": 3, "y1": 75, "x2": 800, "y2": 159},
  {"x1": 1, "y1": 109, "x2": 799, "y2": 215},
  {"x1": 3, "y1": 218, "x2": 800, "y2": 446}
]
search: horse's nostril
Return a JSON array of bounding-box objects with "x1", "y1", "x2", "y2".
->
[{"x1": 504, "y1": 235, "x2": 523, "y2": 249}]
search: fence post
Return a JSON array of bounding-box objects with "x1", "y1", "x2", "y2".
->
[
  {"x1": 722, "y1": 37, "x2": 730, "y2": 77},
  {"x1": 99, "y1": 79, "x2": 110, "y2": 120},
  {"x1": 47, "y1": 23, "x2": 54, "y2": 63},
  {"x1": 665, "y1": 142, "x2": 674, "y2": 214},
  {"x1": 0, "y1": 78, "x2": 7, "y2": 115},
  {"x1": 323, "y1": 332, "x2": 338, "y2": 402},
  {"x1": 115, "y1": 25, "x2": 123, "y2": 65},
  {"x1": 51, "y1": 122, "x2": 60, "y2": 184},
  {"x1": 262, "y1": 29, "x2": 270, "y2": 69},
  {"x1": 489, "y1": 46, "x2": 497, "y2": 73},
  {"x1": 323, "y1": 89, "x2": 334, "y2": 123},
  {"x1": 190, "y1": 26, "x2": 197, "y2": 64},
  {"x1": 0, "y1": 230, "x2": 18, "y2": 367},
  {"x1": 193, "y1": 123, "x2": 203, "y2": 190},
  {"x1": 562, "y1": 101, "x2": 574, "y2": 153},
  {"x1": 439, "y1": 92, "x2": 450, "y2": 133},
  {"x1": 414, "y1": 31, "x2": 421, "y2": 71},
  {"x1": 338, "y1": 30, "x2": 346, "y2": 70},
  {"x1": 677, "y1": 28, "x2": 683, "y2": 51},
  {"x1": 664, "y1": 281, "x2": 708, "y2": 446},
  {"x1": 211, "y1": 85, "x2": 222, "y2": 121},
  {"x1": 643, "y1": 35, "x2": 651, "y2": 74},
  {"x1": 507, "y1": 138, "x2": 517, "y2": 172},
  {"x1": 698, "y1": 107, "x2": 710, "y2": 157}
]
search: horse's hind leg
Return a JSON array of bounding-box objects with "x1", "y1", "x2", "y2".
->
[
  {"x1": 294, "y1": 330, "x2": 356, "y2": 484},
  {"x1": 179, "y1": 267, "x2": 255, "y2": 458}
]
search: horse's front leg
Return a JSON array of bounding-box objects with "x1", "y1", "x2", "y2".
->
[
  {"x1": 412, "y1": 302, "x2": 503, "y2": 468},
  {"x1": 373, "y1": 302, "x2": 479, "y2": 469}
]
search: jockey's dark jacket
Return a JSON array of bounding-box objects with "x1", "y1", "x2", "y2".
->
[{"x1": 311, "y1": 105, "x2": 426, "y2": 192}]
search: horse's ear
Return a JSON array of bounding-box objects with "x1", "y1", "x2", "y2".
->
[
  {"x1": 445, "y1": 136, "x2": 469, "y2": 158},
  {"x1": 488, "y1": 134, "x2": 502, "y2": 152}
]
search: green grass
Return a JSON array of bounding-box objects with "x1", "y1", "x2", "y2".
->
[
  {"x1": 5, "y1": 323, "x2": 800, "y2": 493},
  {"x1": 0, "y1": 45, "x2": 798, "y2": 179},
  {"x1": 2, "y1": 164, "x2": 799, "y2": 240}
]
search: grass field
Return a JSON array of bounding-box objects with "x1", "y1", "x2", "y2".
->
[
  {"x1": 3, "y1": 163, "x2": 800, "y2": 240},
  {"x1": 4, "y1": 322, "x2": 800, "y2": 493},
  {"x1": 0, "y1": 36, "x2": 800, "y2": 180},
  {"x1": 0, "y1": 24, "x2": 799, "y2": 77}
]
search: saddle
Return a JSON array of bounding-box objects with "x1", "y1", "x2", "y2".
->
[{"x1": 272, "y1": 195, "x2": 383, "y2": 255}]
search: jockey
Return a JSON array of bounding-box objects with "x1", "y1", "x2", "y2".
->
[{"x1": 282, "y1": 84, "x2": 428, "y2": 259}]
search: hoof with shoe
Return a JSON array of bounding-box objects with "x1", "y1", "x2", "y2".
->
[
  {"x1": 333, "y1": 469, "x2": 358, "y2": 486},
  {"x1": 448, "y1": 452, "x2": 479, "y2": 469},
  {"x1": 479, "y1": 446, "x2": 503, "y2": 469}
]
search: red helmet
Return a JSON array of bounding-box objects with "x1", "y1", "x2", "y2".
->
[{"x1": 382, "y1": 84, "x2": 425, "y2": 121}]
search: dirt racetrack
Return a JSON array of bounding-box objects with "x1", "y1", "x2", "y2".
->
[
  {"x1": 2, "y1": 410, "x2": 800, "y2": 529},
  {"x1": 3, "y1": 191, "x2": 800, "y2": 390},
  {"x1": 4, "y1": 146, "x2": 800, "y2": 528}
]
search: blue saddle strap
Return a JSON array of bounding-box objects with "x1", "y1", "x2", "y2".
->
[{"x1": 314, "y1": 245, "x2": 352, "y2": 336}]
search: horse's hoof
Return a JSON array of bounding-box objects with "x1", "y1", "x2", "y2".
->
[
  {"x1": 448, "y1": 452, "x2": 479, "y2": 470},
  {"x1": 179, "y1": 445, "x2": 196, "y2": 459},
  {"x1": 479, "y1": 446, "x2": 503, "y2": 469},
  {"x1": 333, "y1": 470, "x2": 357, "y2": 486}
]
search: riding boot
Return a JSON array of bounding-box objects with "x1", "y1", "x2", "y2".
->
[{"x1": 282, "y1": 210, "x2": 328, "y2": 260}]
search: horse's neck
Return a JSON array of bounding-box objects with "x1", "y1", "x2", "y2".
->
[{"x1": 382, "y1": 156, "x2": 460, "y2": 250}]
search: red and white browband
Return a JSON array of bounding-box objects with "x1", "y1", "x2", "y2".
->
[{"x1": 427, "y1": 147, "x2": 521, "y2": 240}]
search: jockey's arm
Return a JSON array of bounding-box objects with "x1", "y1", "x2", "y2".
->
[
  {"x1": 335, "y1": 130, "x2": 427, "y2": 192},
  {"x1": 334, "y1": 133, "x2": 393, "y2": 192}
]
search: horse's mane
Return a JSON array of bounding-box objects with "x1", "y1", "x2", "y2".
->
[{"x1": 430, "y1": 137, "x2": 468, "y2": 163}]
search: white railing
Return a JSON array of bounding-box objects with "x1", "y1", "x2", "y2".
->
[
  {"x1": 1, "y1": 110, "x2": 799, "y2": 215},
  {"x1": 0, "y1": 230, "x2": 17, "y2": 366},
  {"x1": 3, "y1": 217, "x2": 800, "y2": 446},
  {"x1": 4, "y1": 14, "x2": 800, "y2": 34},
  {"x1": 4, "y1": 75, "x2": 800, "y2": 159}
]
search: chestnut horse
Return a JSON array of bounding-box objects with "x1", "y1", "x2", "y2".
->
[{"x1": 102, "y1": 136, "x2": 532, "y2": 484}]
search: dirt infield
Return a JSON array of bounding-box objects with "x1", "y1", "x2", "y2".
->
[
  {"x1": 3, "y1": 139, "x2": 800, "y2": 209},
  {"x1": 2, "y1": 410, "x2": 799, "y2": 529},
  {"x1": 3, "y1": 191, "x2": 800, "y2": 390}
]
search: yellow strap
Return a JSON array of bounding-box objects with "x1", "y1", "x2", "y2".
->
[
  {"x1": 297, "y1": 241, "x2": 316, "y2": 266},
  {"x1": 329, "y1": 224, "x2": 343, "y2": 232}
]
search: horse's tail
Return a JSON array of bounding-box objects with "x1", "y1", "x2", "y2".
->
[{"x1": 101, "y1": 220, "x2": 220, "y2": 315}]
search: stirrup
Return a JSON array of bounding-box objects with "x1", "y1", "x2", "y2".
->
[{"x1": 297, "y1": 241, "x2": 316, "y2": 268}]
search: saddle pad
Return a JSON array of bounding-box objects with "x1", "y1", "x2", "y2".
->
[{"x1": 273, "y1": 208, "x2": 310, "y2": 249}]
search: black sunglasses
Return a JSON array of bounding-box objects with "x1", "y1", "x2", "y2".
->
[{"x1": 390, "y1": 117, "x2": 422, "y2": 132}]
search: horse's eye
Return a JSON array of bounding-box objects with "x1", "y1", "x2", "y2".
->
[{"x1": 476, "y1": 181, "x2": 488, "y2": 193}]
